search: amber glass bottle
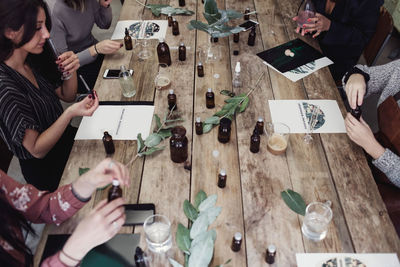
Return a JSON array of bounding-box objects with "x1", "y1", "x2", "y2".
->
[
  {"x1": 217, "y1": 169, "x2": 227, "y2": 188},
  {"x1": 233, "y1": 33, "x2": 239, "y2": 43},
  {"x1": 250, "y1": 128, "x2": 260, "y2": 153},
  {"x1": 167, "y1": 13, "x2": 173, "y2": 27},
  {"x1": 351, "y1": 105, "x2": 362, "y2": 120},
  {"x1": 124, "y1": 28, "x2": 132, "y2": 50},
  {"x1": 231, "y1": 232, "x2": 242, "y2": 252},
  {"x1": 197, "y1": 62, "x2": 204, "y2": 77},
  {"x1": 103, "y1": 131, "x2": 115, "y2": 155},
  {"x1": 206, "y1": 88, "x2": 215, "y2": 108},
  {"x1": 170, "y1": 126, "x2": 188, "y2": 163},
  {"x1": 244, "y1": 8, "x2": 250, "y2": 20},
  {"x1": 157, "y1": 38, "x2": 172, "y2": 66},
  {"x1": 168, "y1": 89, "x2": 177, "y2": 111},
  {"x1": 266, "y1": 245, "x2": 276, "y2": 264},
  {"x1": 178, "y1": 43, "x2": 186, "y2": 61},
  {"x1": 195, "y1": 117, "x2": 203, "y2": 135},
  {"x1": 248, "y1": 27, "x2": 256, "y2": 46},
  {"x1": 256, "y1": 117, "x2": 264, "y2": 134},
  {"x1": 172, "y1": 18, "x2": 180, "y2": 35},
  {"x1": 179, "y1": 0, "x2": 185, "y2": 6},
  {"x1": 108, "y1": 179, "x2": 122, "y2": 202},
  {"x1": 218, "y1": 118, "x2": 232, "y2": 143}
]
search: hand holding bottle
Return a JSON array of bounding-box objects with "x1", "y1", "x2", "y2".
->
[
  {"x1": 66, "y1": 92, "x2": 99, "y2": 118},
  {"x1": 345, "y1": 73, "x2": 366, "y2": 109},
  {"x1": 55, "y1": 51, "x2": 80, "y2": 77}
]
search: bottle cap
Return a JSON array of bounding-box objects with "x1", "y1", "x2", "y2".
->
[
  {"x1": 207, "y1": 88, "x2": 212, "y2": 93},
  {"x1": 235, "y1": 62, "x2": 241, "y2": 72},
  {"x1": 159, "y1": 37, "x2": 165, "y2": 43},
  {"x1": 246, "y1": 7, "x2": 250, "y2": 11},
  {"x1": 104, "y1": 131, "x2": 109, "y2": 135},
  {"x1": 120, "y1": 65, "x2": 127, "y2": 71},
  {"x1": 258, "y1": 117, "x2": 263, "y2": 122},
  {"x1": 168, "y1": 13, "x2": 172, "y2": 16},
  {"x1": 234, "y1": 232, "x2": 242, "y2": 241},
  {"x1": 267, "y1": 244, "x2": 276, "y2": 253},
  {"x1": 112, "y1": 179, "x2": 120, "y2": 186},
  {"x1": 169, "y1": 89, "x2": 174, "y2": 94},
  {"x1": 173, "y1": 18, "x2": 177, "y2": 21},
  {"x1": 196, "y1": 117, "x2": 201, "y2": 123},
  {"x1": 198, "y1": 62, "x2": 203, "y2": 66},
  {"x1": 180, "y1": 42, "x2": 185, "y2": 47},
  {"x1": 125, "y1": 28, "x2": 129, "y2": 33},
  {"x1": 220, "y1": 169, "x2": 226, "y2": 176}
]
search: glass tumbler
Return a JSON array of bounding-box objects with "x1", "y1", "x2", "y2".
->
[
  {"x1": 47, "y1": 38, "x2": 72, "y2": 80},
  {"x1": 301, "y1": 202, "x2": 333, "y2": 241},
  {"x1": 143, "y1": 214, "x2": 172, "y2": 253},
  {"x1": 266, "y1": 122, "x2": 290, "y2": 155}
]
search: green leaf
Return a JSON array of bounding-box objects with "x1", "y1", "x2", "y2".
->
[
  {"x1": 169, "y1": 258, "x2": 184, "y2": 267},
  {"x1": 220, "y1": 90, "x2": 235, "y2": 97},
  {"x1": 221, "y1": 102, "x2": 238, "y2": 111},
  {"x1": 79, "y1": 167, "x2": 90, "y2": 176},
  {"x1": 158, "y1": 129, "x2": 172, "y2": 139},
  {"x1": 188, "y1": 233, "x2": 214, "y2": 267},
  {"x1": 183, "y1": 200, "x2": 198, "y2": 221},
  {"x1": 160, "y1": 6, "x2": 195, "y2": 16},
  {"x1": 202, "y1": 123, "x2": 214, "y2": 133},
  {"x1": 225, "y1": 9, "x2": 244, "y2": 19},
  {"x1": 200, "y1": 206, "x2": 222, "y2": 225},
  {"x1": 194, "y1": 190, "x2": 207, "y2": 209},
  {"x1": 190, "y1": 230, "x2": 216, "y2": 250},
  {"x1": 214, "y1": 109, "x2": 229, "y2": 117},
  {"x1": 154, "y1": 114, "x2": 162, "y2": 129},
  {"x1": 198, "y1": 194, "x2": 217, "y2": 212},
  {"x1": 204, "y1": 0, "x2": 219, "y2": 16},
  {"x1": 187, "y1": 20, "x2": 211, "y2": 32},
  {"x1": 176, "y1": 223, "x2": 191, "y2": 254},
  {"x1": 239, "y1": 96, "x2": 249, "y2": 113},
  {"x1": 144, "y1": 133, "x2": 162, "y2": 147},
  {"x1": 281, "y1": 189, "x2": 307, "y2": 216},
  {"x1": 224, "y1": 97, "x2": 242, "y2": 104},
  {"x1": 215, "y1": 259, "x2": 232, "y2": 267},
  {"x1": 138, "y1": 146, "x2": 165, "y2": 156},
  {"x1": 190, "y1": 214, "x2": 209, "y2": 239},
  {"x1": 204, "y1": 116, "x2": 220, "y2": 125},
  {"x1": 137, "y1": 133, "x2": 145, "y2": 153}
]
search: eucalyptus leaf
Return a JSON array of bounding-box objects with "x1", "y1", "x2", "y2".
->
[
  {"x1": 215, "y1": 259, "x2": 232, "y2": 267},
  {"x1": 154, "y1": 114, "x2": 162, "y2": 129},
  {"x1": 190, "y1": 214, "x2": 209, "y2": 239},
  {"x1": 188, "y1": 234, "x2": 214, "y2": 267},
  {"x1": 158, "y1": 129, "x2": 172, "y2": 139},
  {"x1": 224, "y1": 97, "x2": 242, "y2": 104},
  {"x1": 137, "y1": 133, "x2": 145, "y2": 153},
  {"x1": 220, "y1": 90, "x2": 235, "y2": 97},
  {"x1": 194, "y1": 190, "x2": 207, "y2": 209},
  {"x1": 146, "y1": 4, "x2": 194, "y2": 17},
  {"x1": 144, "y1": 133, "x2": 162, "y2": 147},
  {"x1": 239, "y1": 96, "x2": 249, "y2": 113},
  {"x1": 198, "y1": 194, "x2": 217, "y2": 212},
  {"x1": 188, "y1": 20, "x2": 211, "y2": 32},
  {"x1": 138, "y1": 146, "x2": 165, "y2": 156},
  {"x1": 176, "y1": 223, "x2": 191, "y2": 254},
  {"x1": 165, "y1": 118, "x2": 185, "y2": 123},
  {"x1": 222, "y1": 102, "x2": 238, "y2": 111},
  {"x1": 281, "y1": 189, "x2": 307, "y2": 216},
  {"x1": 204, "y1": 0, "x2": 219, "y2": 16},
  {"x1": 190, "y1": 230, "x2": 216, "y2": 251},
  {"x1": 204, "y1": 116, "x2": 220, "y2": 125},
  {"x1": 225, "y1": 9, "x2": 244, "y2": 19},
  {"x1": 202, "y1": 123, "x2": 214, "y2": 133},
  {"x1": 169, "y1": 258, "x2": 184, "y2": 267},
  {"x1": 79, "y1": 167, "x2": 90, "y2": 176},
  {"x1": 162, "y1": 123, "x2": 183, "y2": 129},
  {"x1": 200, "y1": 206, "x2": 222, "y2": 225},
  {"x1": 214, "y1": 109, "x2": 229, "y2": 117},
  {"x1": 183, "y1": 200, "x2": 198, "y2": 221}
]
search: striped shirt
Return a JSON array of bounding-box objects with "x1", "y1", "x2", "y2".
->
[{"x1": 0, "y1": 62, "x2": 63, "y2": 160}]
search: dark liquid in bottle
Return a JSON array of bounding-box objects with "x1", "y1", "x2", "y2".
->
[
  {"x1": 244, "y1": 8, "x2": 250, "y2": 20},
  {"x1": 108, "y1": 182, "x2": 122, "y2": 202},
  {"x1": 172, "y1": 20, "x2": 180, "y2": 35},
  {"x1": 157, "y1": 40, "x2": 172, "y2": 66},
  {"x1": 168, "y1": 91, "x2": 177, "y2": 111},
  {"x1": 197, "y1": 64, "x2": 204, "y2": 77},
  {"x1": 233, "y1": 33, "x2": 239, "y2": 43},
  {"x1": 195, "y1": 121, "x2": 203, "y2": 135},
  {"x1": 124, "y1": 28, "x2": 133, "y2": 50},
  {"x1": 218, "y1": 173, "x2": 227, "y2": 188},
  {"x1": 170, "y1": 126, "x2": 188, "y2": 163},
  {"x1": 179, "y1": 0, "x2": 185, "y2": 6},
  {"x1": 103, "y1": 131, "x2": 115, "y2": 155},
  {"x1": 351, "y1": 105, "x2": 362, "y2": 120},
  {"x1": 206, "y1": 90, "x2": 215, "y2": 108},
  {"x1": 178, "y1": 44, "x2": 186, "y2": 61},
  {"x1": 168, "y1": 15, "x2": 173, "y2": 27},
  {"x1": 231, "y1": 236, "x2": 242, "y2": 252},
  {"x1": 250, "y1": 129, "x2": 260, "y2": 153},
  {"x1": 256, "y1": 121, "x2": 264, "y2": 135},
  {"x1": 248, "y1": 28, "x2": 256, "y2": 46},
  {"x1": 218, "y1": 118, "x2": 232, "y2": 143}
]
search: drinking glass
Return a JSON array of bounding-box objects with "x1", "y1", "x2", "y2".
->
[
  {"x1": 154, "y1": 63, "x2": 171, "y2": 90},
  {"x1": 266, "y1": 122, "x2": 290, "y2": 155},
  {"x1": 303, "y1": 105, "x2": 320, "y2": 144},
  {"x1": 301, "y1": 202, "x2": 333, "y2": 241},
  {"x1": 296, "y1": 0, "x2": 316, "y2": 28},
  {"x1": 135, "y1": 40, "x2": 152, "y2": 60},
  {"x1": 47, "y1": 38, "x2": 72, "y2": 80},
  {"x1": 143, "y1": 214, "x2": 172, "y2": 253}
]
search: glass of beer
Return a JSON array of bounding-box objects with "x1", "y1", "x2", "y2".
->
[{"x1": 266, "y1": 122, "x2": 290, "y2": 155}]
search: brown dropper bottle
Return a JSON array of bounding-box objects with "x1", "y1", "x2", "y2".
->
[
  {"x1": 197, "y1": 62, "x2": 204, "y2": 77},
  {"x1": 248, "y1": 27, "x2": 256, "y2": 46},
  {"x1": 172, "y1": 18, "x2": 180, "y2": 36},
  {"x1": 157, "y1": 38, "x2": 171, "y2": 66},
  {"x1": 124, "y1": 28, "x2": 133, "y2": 50},
  {"x1": 178, "y1": 43, "x2": 186, "y2": 61},
  {"x1": 103, "y1": 131, "x2": 115, "y2": 155},
  {"x1": 206, "y1": 88, "x2": 215, "y2": 108},
  {"x1": 108, "y1": 179, "x2": 122, "y2": 202},
  {"x1": 168, "y1": 89, "x2": 177, "y2": 111}
]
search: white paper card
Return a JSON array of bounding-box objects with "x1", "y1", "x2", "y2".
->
[
  {"x1": 268, "y1": 100, "x2": 346, "y2": 133},
  {"x1": 296, "y1": 253, "x2": 400, "y2": 267},
  {"x1": 262, "y1": 57, "x2": 333, "y2": 82},
  {"x1": 111, "y1": 20, "x2": 168, "y2": 40},
  {"x1": 75, "y1": 105, "x2": 155, "y2": 140}
]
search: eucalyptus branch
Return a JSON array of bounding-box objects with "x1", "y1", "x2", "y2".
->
[{"x1": 135, "y1": 0, "x2": 146, "y2": 7}]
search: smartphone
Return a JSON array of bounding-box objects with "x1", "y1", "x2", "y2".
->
[
  {"x1": 239, "y1": 20, "x2": 259, "y2": 31},
  {"x1": 123, "y1": 203, "x2": 155, "y2": 226},
  {"x1": 103, "y1": 69, "x2": 133, "y2": 79}
]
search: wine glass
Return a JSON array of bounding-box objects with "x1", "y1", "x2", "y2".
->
[{"x1": 296, "y1": 0, "x2": 316, "y2": 28}]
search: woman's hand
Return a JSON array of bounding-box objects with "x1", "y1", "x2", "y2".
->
[
  {"x1": 345, "y1": 113, "x2": 385, "y2": 159},
  {"x1": 294, "y1": 13, "x2": 331, "y2": 38},
  {"x1": 99, "y1": 0, "x2": 112, "y2": 8},
  {"x1": 66, "y1": 92, "x2": 99, "y2": 118},
  {"x1": 95, "y1": 40, "x2": 122, "y2": 55},
  {"x1": 55, "y1": 51, "x2": 80, "y2": 74},
  {"x1": 60, "y1": 198, "x2": 126, "y2": 264},
  {"x1": 345, "y1": 73, "x2": 366, "y2": 109},
  {"x1": 72, "y1": 158, "x2": 130, "y2": 199}
]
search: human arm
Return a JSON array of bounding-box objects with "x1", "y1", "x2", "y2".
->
[
  {"x1": 95, "y1": 0, "x2": 113, "y2": 29},
  {"x1": 54, "y1": 51, "x2": 80, "y2": 102}
]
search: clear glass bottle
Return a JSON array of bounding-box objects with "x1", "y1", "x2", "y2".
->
[
  {"x1": 248, "y1": 27, "x2": 256, "y2": 46},
  {"x1": 266, "y1": 245, "x2": 276, "y2": 264},
  {"x1": 157, "y1": 38, "x2": 172, "y2": 66},
  {"x1": 102, "y1": 131, "x2": 115, "y2": 155},
  {"x1": 168, "y1": 89, "x2": 177, "y2": 111},
  {"x1": 256, "y1": 117, "x2": 264, "y2": 134},
  {"x1": 197, "y1": 62, "x2": 204, "y2": 77},
  {"x1": 206, "y1": 88, "x2": 215, "y2": 109},
  {"x1": 218, "y1": 169, "x2": 227, "y2": 188},
  {"x1": 297, "y1": 0, "x2": 316, "y2": 27},
  {"x1": 172, "y1": 18, "x2": 180, "y2": 36},
  {"x1": 108, "y1": 179, "x2": 122, "y2": 202},
  {"x1": 178, "y1": 42, "x2": 186, "y2": 61},
  {"x1": 195, "y1": 117, "x2": 203, "y2": 135},
  {"x1": 232, "y1": 62, "x2": 242, "y2": 89},
  {"x1": 244, "y1": 8, "x2": 250, "y2": 20},
  {"x1": 167, "y1": 13, "x2": 173, "y2": 27},
  {"x1": 231, "y1": 232, "x2": 242, "y2": 252},
  {"x1": 119, "y1": 65, "x2": 136, "y2": 97},
  {"x1": 170, "y1": 126, "x2": 188, "y2": 163},
  {"x1": 250, "y1": 128, "x2": 260, "y2": 153},
  {"x1": 218, "y1": 118, "x2": 232, "y2": 143},
  {"x1": 124, "y1": 28, "x2": 133, "y2": 50}
]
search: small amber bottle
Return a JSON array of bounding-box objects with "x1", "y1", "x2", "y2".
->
[
  {"x1": 157, "y1": 38, "x2": 172, "y2": 66},
  {"x1": 218, "y1": 118, "x2": 232, "y2": 143},
  {"x1": 231, "y1": 232, "x2": 242, "y2": 252},
  {"x1": 351, "y1": 105, "x2": 362, "y2": 121},
  {"x1": 197, "y1": 62, "x2": 204, "y2": 77},
  {"x1": 170, "y1": 126, "x2": 188, "y2": 163},
  {"x1": 248, "y1": 27, "x2": 256, "y2": 46},
  {"x1": 195, "y1": 117, "x2": 203, "y2": 135},
  {"x1": 178, "y1": 42, "x2": 186, "y2": 61},
  {"x1": 103, "y1": 131, "x2": 115, "y2": 155},
  {"x1": 266, "y1": 245, "x2": 276, "y2": 264},
  {"x1": 108, "y1": 179, "x2": 122, "y2": 202},
  {"x1": 256, "y1": 117, "x2": 264, "y2": 134},
  {"x1": 250, "y1": 128, "x2": 260, "y2": 153},
  {"x1": 179, "y1": 0, "x2": 185, "y2": 6},
  {"x1": 168, "y1": 89, "x2": 177, "y2": 111},
  {"x1": 206, "y1": 88, "x2": 215, "y2": 109},
  {"x1": 233, "y1": 33, "x2": 239, "y2": 43},
  {"x1": 172, "y1": 18, "x2": 180, "y2": 36},
  {"x1": 124, "y1": 28, "x2": 132, "y2": 50},
  {"x1": 217, "y1": 169, "x2": 227, "y2": 188},
  {"x1": 244, "y1": 8, "x2": 250, "y2": 20},
  {"x1": 167, "y1": 13, "x2": 173, "y2": 27}
]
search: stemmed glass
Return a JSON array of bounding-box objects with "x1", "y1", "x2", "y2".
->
[
  {"x1": 47, "y1": 38, "x2": 72, "y2": 80},
  {"x1": 303, "y1": 105, "x2": 320, "y2": 144}
]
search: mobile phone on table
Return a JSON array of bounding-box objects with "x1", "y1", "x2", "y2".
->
[
  {"x1": 239, "y1": 20, "x2": 259, "y2": 31},
  {"x1": 123, "y1": 203, "x2": 155, "y2": 226},
  {"x1": 103, "y1": 69, "x2": 133, "y2": 79}
]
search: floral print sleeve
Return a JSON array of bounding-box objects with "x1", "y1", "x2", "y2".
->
[{"x1": 0, "y1": 170, "x2": 86, "y2": 225}]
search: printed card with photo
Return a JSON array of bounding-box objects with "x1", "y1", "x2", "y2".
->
[
  {"x1": 296, "y1": 253, "x2": 400, "y2": 267},
  {"x1": 111, "y1": 20, "x2": 168, "y2": 40}
]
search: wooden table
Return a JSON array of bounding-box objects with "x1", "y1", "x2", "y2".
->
[{"x1": 34, "y1": 0, "x2": 400, "y2": 266}]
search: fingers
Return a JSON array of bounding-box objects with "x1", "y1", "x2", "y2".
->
[
  {"x1": 105, "y1": 205, "x2": 125, "y2": 225},
  {"x1": 98, "y1": 197, "x2": 126, "y2": 217},
  {"x1": 357, "y1": 91, "x2": 364, "y2": 107},
  {"x1": 105, "y1": 160, "x2": 130, "y2": 186},
  {"x1": 58, "y1": 52, "x2": 80, "y2": 72}
]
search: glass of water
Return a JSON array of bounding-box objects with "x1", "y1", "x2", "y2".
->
[
  {"x1": 301, "y1": 202, "x2": 332, "y2": 241},
  {"x1": 143, "y1": 214, "x2": 172, "y2": 253}
]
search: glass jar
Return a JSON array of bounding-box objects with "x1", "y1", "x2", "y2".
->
[
  {"x1": 218, "y1": 118, "x2": 232, "y2": 143},
  {"x1": 170, "y1": 126, "x2": 188, "y2": 163}
]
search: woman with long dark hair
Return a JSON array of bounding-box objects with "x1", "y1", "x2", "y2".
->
[
  {"x1": 0, "y1": 0, "x2": 99, "y2": 191},
  {"x1": 0, "y1": 158, "x2": 129, "y2": 266}
]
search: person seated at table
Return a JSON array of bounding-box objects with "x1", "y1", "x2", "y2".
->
[
  {"x1": 0, "y1": 0, "x2": 99, "y2": 191},
  {"x1": 343, "y1": 59, "x2": 400, "y2": 235},
  {"x1": 48, "y1": 0, "x2": 122, "y2": 93},
  {"x1": 293, "y1": 0, "x2": 382, "y2": 81},
  {"x1": 0, "y1": 158, "x2": 129, "y2": 267}
]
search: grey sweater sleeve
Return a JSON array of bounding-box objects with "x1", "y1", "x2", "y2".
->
[{"x1": 94, "y1": 4, "x2": 112, "y2": 29}]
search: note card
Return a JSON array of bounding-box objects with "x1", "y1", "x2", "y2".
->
[
  {"x1": 296, "y1": 253, "x2": 400, "y2": 267},
  {"x1": 111, "y1": 20, "x2": 168, "y2": 40}
]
